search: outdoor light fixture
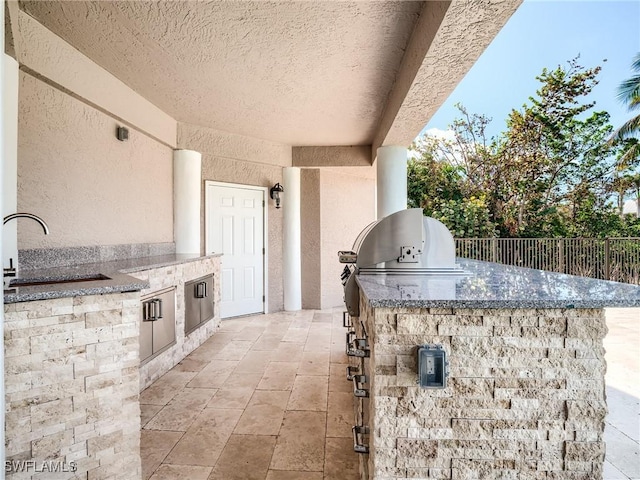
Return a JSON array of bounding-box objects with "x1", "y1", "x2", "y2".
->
[{"x1": 270, "y1": 183, "x2": 284, "y2": 209}]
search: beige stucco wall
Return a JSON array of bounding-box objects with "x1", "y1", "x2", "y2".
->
[
  {"x1": 301, "y1": 169, "x2": 321, "y2": 309},
  {"x1": 14, "y1": 9, "x2": 176, "y2": 146},
  {"x1": 17, "y1": 71, "x2": 174, "y2": 248},
  {"x1": 320, "y1": 167, "x2": 375, "y2": 308},
  {"x1": 177, "y1": 123, "x2": 292, "y2": 313},
  {"x1": 301, "y1": 166, "x2": 376, "y2": 310}
]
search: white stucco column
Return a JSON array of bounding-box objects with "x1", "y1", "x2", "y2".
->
[
  {"x1": 283, "y1": 167, "x2": 301, "y2": 311},
  {"x1": 376, "y1": 146, "x2": 408, "y2": 219},
  {"x1": 2, "y1": 55, "x2": 19, "y2": 271},
  {"x1": 173, "y1": 149, "x2": 202, "y2": 254},
  {"x1": 1, "y1": 10, "x2": 8, "y2": 468}
]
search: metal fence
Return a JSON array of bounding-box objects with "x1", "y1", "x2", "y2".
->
[{"x1": 455, "y1": 237, "x2": 640, "y2": 285}]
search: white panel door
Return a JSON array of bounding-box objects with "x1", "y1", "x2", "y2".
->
[{"x1": 206, "y1": 184, "x2": 265, "y2": 318}]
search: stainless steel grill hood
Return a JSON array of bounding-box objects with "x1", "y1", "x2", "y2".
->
[{"x1": 339, "y1": 208, "x2": 465, "y2": 316}]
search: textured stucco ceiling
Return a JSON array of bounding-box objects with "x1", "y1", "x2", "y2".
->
[{"x1": 20, "y1": 0, "x2": 425, "y2": 146}]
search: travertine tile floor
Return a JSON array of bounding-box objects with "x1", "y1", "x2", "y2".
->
[
  {"x1": 141, "y1": 308, "x2": 639, "y2": 480},
  {"x1": 603, "y1": 308, "x2": 640, "y2": 480},
  {"x1": 140, "y1": 309, "x2": 359, "y2": 480}
]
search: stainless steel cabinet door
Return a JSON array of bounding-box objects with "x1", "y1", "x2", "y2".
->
[
  {"x1": 200, "y1": 275, "x2": 215, "y2": 323},
  {"x1": 141, "y1": 287, "x2": 176, "y2": 365},
  {"x1": 140, "y1": 304, "x2": 154, "y2": 363},
  {"x1": 185, "y1": 280, "x2": 201, "y2": 334},
  {"x1": 185, "y1": 274, "x2": 215, "y2": 335},
  {"x1": 153, "y1": 289, "x2": 176, "y2": 354}
]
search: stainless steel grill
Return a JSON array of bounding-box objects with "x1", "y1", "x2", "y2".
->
[{"x1": 339, "y1": 208, "x2": 465, "y2": 316}]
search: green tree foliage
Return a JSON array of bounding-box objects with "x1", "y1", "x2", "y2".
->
[
  {"x1": 430, "y1": 196, "x2": 497, "y2": 238},
  {"x1": 409, "y1": 57, "x2": 640, "y2": 238}
]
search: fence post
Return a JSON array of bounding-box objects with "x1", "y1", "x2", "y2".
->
[
  {"x1": 491, "y1": 238, "x2": 497, "y2": 263},
  {"x1": 558, "y1": 239, "x2": 564, "y2": 274},
  {"x1": 604, "y1": 238, "x2": 610, "y2": 280}
]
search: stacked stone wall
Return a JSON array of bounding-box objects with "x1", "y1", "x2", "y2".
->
[
  {"x1": 5, "y1": 293, "x2": 141, "y2": 480},
  {"x1": 358, "y1": 295, "x2": 607, "y2": 480},
  {"x1": 130, "y1": 256, "x2": 221, "y2": 390}
]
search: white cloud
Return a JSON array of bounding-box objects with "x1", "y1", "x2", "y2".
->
[{"x1": 422, "y1": 128, "x2": 456, "y2": 141}]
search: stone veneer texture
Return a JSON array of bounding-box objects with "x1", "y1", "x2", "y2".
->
[
  {"x1": 358, "y1": 295, "x2": 608, "y2": 480},
  {"x1": 4, "y1": 292, "x2": 141, "y2": 480},
  {"x1": 130, "y1": 256, "x2": 221, "y2": 390}
]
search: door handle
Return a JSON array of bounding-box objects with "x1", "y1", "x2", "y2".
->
[
  {"x1": 154, "y1": 298, "x2": 163, "y2": 319},
  {"x1": 195, "y1": 281, "x2": 208, "y2": 298},
  {"x1": 143, "y1": 298, "x2": 163, "y2": 321},
  {"x1": 143, "y1": 300, "x2": 151, "y2": 321},
  {"x1": 143, "y1": 299, "x2": 155, "y2": 321}
]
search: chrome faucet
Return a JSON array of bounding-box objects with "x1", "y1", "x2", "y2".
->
[
  {"x1": 3, "y1": 212, "x2": 50, "y2": 234},
  {"x1": 3, "y1": 213, "x2": 50, "y2": 284}
]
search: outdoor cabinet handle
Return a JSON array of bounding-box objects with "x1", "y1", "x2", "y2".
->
[
  {"x1": 352, "y1": 425, "x2": 370, "y2": 454},
  {"x1": 143, "y1": 300, "x2": 155, "y2": 322},
  {"x1": 154, "y1": 298, "x2": 163, "y2": 320},
  {"x1": 195, "y1": 281, "x2": 208, "y2": 298}
]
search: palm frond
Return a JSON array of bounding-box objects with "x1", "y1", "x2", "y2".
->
[
  {"x1": 617, "y1": 74, "x2": 640, "y2": 104},
  {"x1": 611, "y1": 115, "x2": 640, "y2": 141},
  {"x1": 618, "y1": 141, "x2": 640, "y2": 166}
]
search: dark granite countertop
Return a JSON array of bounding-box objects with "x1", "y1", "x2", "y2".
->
[
  {"x1": 356, "y1": 259, "x2": 640, "y2": 309},
  {"x1": 4, "y1": 253, "x2": 222, "y2": 304}
]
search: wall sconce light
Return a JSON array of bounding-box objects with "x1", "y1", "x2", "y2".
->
[{"x1": 270, "y1": 183, "x2": 284, "y2": 209}]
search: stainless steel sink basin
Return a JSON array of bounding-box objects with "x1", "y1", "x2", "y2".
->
[{"x1": 9, "y1": 273, "x2": 111, "y2": 287}]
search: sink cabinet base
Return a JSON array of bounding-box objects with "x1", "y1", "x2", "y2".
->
[{"x1": 4, "y1": 292, "x2": 142, "y2": 479}]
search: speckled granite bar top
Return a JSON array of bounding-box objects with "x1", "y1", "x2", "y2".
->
[
  {"x1": 356, "y1": 259, "x2": 640, "y2": 309},
  {"x1": 4, "y1": 253, "x2": 222, "y2": 304}
]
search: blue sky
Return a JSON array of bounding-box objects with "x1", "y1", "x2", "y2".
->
[{"x1": 423, "y1": 0, "x2": 640, "y2": 140}]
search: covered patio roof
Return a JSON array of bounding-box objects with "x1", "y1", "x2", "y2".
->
[{"x1": 15, "y1": 0, "x2": 522, "y2": 163}]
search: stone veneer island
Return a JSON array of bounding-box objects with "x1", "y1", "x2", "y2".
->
[
  {"x1": 347, "y1": 259, "x2": 640, "y2": 480},
  {"x1": 4, "y1": 253, "x2": 220, "y2": 480}
]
